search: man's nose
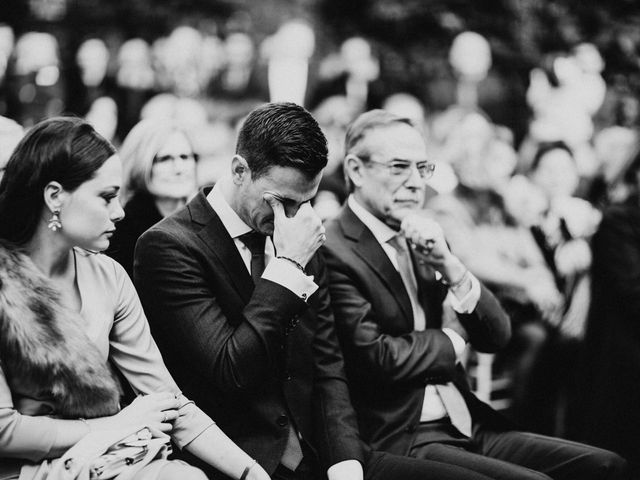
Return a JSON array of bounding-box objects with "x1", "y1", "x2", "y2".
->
[{"x1": 403, "y1": 163, "x2": 424, "y2": 188}]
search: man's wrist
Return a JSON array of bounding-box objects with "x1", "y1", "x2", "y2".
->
[
  {"x1": 443, "y1": 270, "x2": 470, "y2": 290},
  {"x1": 276, "y1": 255, "x2": 307, "y2": 274},
  {"x1": 440, "y1": 256, "x2": 467, "y2": 286}
]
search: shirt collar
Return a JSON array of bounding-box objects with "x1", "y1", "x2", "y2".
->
[
  {"x1": 347, "y1": 195, "x2": 398, "y2": 245},
  {"x1": 206, "y1": 178, "x2": 253, "y2": 239}
]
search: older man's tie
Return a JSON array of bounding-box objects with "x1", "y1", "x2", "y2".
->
[{"x1": 388, "y1": 234, "x2": 472, "y2": 437}]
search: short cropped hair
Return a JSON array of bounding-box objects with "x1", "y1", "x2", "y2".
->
[
  {"x1": 236, "y1": 102, "x2": 328, "y2": 180},
  {"x1": 343, "y1": 109, "x2": 415, "y2": 192}
]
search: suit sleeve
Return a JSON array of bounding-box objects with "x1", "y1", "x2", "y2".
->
[
  {"x1": 134, "y1": 226, "x2": 310, "y2": 393},
  {"x1": 325, "y1": 245, "x2": 511, "y2": 386},
  {"x1": 456, "y1": 283, "x2": 511, "y2": 353},
  {"x1": 324, "y1": 247, "x2": 458, "y2": 385},
  {"x1": 309, "y1": 255, "x2": 366, "y2": 467}
]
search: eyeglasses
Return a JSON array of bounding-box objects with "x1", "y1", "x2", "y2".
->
[
  {"x1": 363, "y1": 157, "x2": 436, "y2": 180},
  {"x1": 153, "y1": 153, "x2": 198, "y2": 165}
]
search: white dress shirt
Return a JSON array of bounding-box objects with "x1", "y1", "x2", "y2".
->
[{"x1": 348, "y1": 196, "x2": 480, "y2": 421}]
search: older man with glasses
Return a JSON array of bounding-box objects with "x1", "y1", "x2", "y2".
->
[{"x1": 321, "y1": 109, "x2": 629, "y2": 480}]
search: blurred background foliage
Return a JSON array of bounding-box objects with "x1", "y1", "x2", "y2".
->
[{"x1": 1, "y1": 0, "x2": 640, "y2": 143}]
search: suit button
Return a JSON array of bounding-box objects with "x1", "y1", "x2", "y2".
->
[{"x1": 277, "y1": 415, "x2": 288, "y2": 427}]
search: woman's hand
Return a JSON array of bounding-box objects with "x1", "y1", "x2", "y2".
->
[{"x1": 112, "y1": 392, "x2": 180, "y2": 433}]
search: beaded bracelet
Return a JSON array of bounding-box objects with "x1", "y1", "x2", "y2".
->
[
  {"x1": 240, "y1": 459, "x2": 258, "y2": 480},
  {"x1": 276, "y1": 256, "x2": 306, "y2": 275}
]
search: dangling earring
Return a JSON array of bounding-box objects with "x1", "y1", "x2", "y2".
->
[{"x1": 47, "y1": 209, "x2": 62, "y2": 232}]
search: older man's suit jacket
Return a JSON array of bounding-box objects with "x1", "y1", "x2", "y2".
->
[
  {"x1": 322, "y1": 205, "x2": 512, "y2": 456},
  {"x1": 134, "y1": 188, "x2": 365, "y2": 477}
]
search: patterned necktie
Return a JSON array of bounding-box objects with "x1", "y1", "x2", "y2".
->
[
  {"x1": 239, "y1": 232, "x2": 266, "y2": 284},
  {"x1": 387, "y1": 234, "x2": 472, "y2": 437}
]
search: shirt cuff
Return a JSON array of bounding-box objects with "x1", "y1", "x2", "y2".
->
[
  {"x1": 263, "y1": 257, "x2": 318, "y2": 301},
  {"x1": 446, "y1": 272, "x2": 481, "y2": 313},
  {"x1": 442, "y1": 328, "x2": 467, "y2": 359},
  {"x1": 327, "y1": 459, "x2": 363, "y2": 480},
  {"x1": 171, "y1": 394, "x2": 216, "y2": 449}
]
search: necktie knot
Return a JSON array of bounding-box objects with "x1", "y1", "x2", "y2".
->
[
  {"x1": 388, "y1": 234, "x2": 409, "y2": 254},
  {"x1": 239, "y1": 231, "x2": 266, "y2": 255},
  {"x1": 239, "y1": 232, "x2": 266, "y2": 284}
]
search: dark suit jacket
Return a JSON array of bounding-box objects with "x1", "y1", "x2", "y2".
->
[
  {"x1": 134, "y1": 188, "x2": 365, "y2": 477},
  {"x1": 322, "y1": 205, "x2": 512, "y2": 456}
]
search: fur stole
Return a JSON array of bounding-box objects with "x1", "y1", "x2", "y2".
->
[{"x1": 0, "y1": 241, "x2": 121, "y2": 418}]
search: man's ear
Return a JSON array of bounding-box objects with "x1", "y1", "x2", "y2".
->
[
  {"x1": 231, "y1": 155, "x2": 250, "y2": 185},
  {"x1": 43, "y1": 181, "x2": 65, "y2": 213},
  {"x1": 345, "y1": 154, "x2": 365, "y2": 189}
]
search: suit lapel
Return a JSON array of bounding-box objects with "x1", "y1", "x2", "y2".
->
[
  {"x1": 188, "y1": 189, "x2": 254, "y2": 303},
  {"x1": 339, "y1": 207, "x2": 414, "y2": 328}
]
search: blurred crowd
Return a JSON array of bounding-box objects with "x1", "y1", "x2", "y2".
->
[{"x1": 1, "y1": 16, "x2": 640, "y2": 470}]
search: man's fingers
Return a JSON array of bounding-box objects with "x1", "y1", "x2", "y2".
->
[
  {"x1": 297, "y1": 201, "x2": 314, "y2": 214},
  {"x1": 264, "y1": 193, "x2": 285, "y2": 218}
]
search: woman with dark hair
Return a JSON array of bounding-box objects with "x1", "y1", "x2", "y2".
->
[
  {"x1": 106, "y1": 118, "x2": 198, "y2": 277},
  {"x1": 0, "y1": 117, "x2": 269, "y2": 480}
]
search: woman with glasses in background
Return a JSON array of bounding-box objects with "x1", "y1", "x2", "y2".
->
[{"x1": 107, "y1": 118, "x2": 199, "y2": 277}]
